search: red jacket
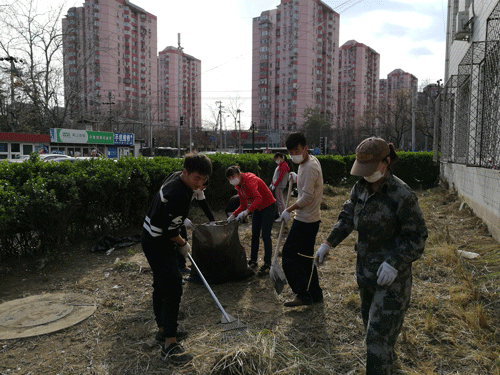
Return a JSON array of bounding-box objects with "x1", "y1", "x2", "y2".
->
[{"x1": 233, "y1": 172, "x2": 276, "y2": 216}]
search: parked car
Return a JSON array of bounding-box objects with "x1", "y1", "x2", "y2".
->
[
  {"x1": 40, "y1": 154, "x2": 72, "y2": 161},
  {"x1": 46, "y1": 156, "x2": 77, "y2": 163}
]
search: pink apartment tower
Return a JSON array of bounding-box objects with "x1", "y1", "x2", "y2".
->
[
  {"x1": 337, "y1": 40, "x2": 380, "y2": 139},
  {"x1": 62, "y1": 0, "x2": 158, "y2": 131},
  {"x1": 252, "y1": 0, "x2": 340, "y2": 133},
  {"x1": 157, "y1": 47, "x2": 202, "y2": 129}
]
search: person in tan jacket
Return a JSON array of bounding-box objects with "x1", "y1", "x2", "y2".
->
[{"x1": 280, "y1": 132, "x2": 324, "y2": 306}]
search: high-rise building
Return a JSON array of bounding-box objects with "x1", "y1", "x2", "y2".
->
[
  {"x1": 252, "y1": 0, "x2": 340, "y2": 133},
  {"x1": 337, "y1": 40, "x2": 380, "y2": 133},
  {"x1": 157, "y1": 47, "x2": 201, "y2": 129},
  {"x1": 62, "y1": 0, "x2": 158, "y2": 130},
  {"x1": 380, "y1": 69, "x2": 418, "y2": 100}
]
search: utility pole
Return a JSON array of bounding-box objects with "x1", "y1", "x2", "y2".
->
[
  {"x1": 0, "y1": 56, "x2": 25, "y2": 131},
  {"x1": 237, "y1": 109, "x2": 243, "y2": 153},
  {"x1": 103, "y1": 91, "x2": 115, "y2": 132},
  {"x1": 411, "y1": 87, "x2": 416, "y2": 151},
  {"x1": 251, "y1": 122, "x2": 255, "y2": 152},
  {"x1": 215, "y1": 100, "x2": 223, "y2": 150},
  {"x1": 177, "y1": 33, "x2": 183, "y2": 157},
  {"x1": 189, "y1": 117, "x2": 192, "y2": 153}
]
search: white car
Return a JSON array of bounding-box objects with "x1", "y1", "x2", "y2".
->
[{"x1": 40, "y1": 154, "x2": 72, "y2": 161}]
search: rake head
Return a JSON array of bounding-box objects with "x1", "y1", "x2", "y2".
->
[{"x1": 220, "y1": 312, "x2": 248, "y2": 343}]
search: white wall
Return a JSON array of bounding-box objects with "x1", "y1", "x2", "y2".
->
[{"x1": 441, "y1": 163, "x2": 500, "y2": 242}]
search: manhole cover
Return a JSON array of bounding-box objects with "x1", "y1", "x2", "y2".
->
[{"x1": 0, "y1": 293, "x2": 97, "y2": 339}]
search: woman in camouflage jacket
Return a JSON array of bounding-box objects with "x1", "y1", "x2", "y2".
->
[{"x1": 315, "y1": 137, "x2": 428, "y2": 375}]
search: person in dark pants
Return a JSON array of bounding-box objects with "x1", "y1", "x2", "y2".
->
[
  {"x1": 314, "y1": 137, "x2": 428, "y2": 374},
  {"x1": 280, "y1": 132, "x2": 324, "y2": 306},
  {"x1": 141, "y1": 153, "x2": 212, "y2": 366},
  {"x1": 226, "y1": 166, "x2": 276, "y2": 276}
]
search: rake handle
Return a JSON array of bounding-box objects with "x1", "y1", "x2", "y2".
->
[
  {"x1": 187, "y1": 253, "x2": 232, "y2": 322},
  {"x1": 273, "y1": 175, "x2": 294, "y2": 263}
]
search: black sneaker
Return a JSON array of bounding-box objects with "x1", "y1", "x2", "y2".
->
[
  {"x1": 258, "y1": 264, "x2": 271, "y2": 276},
  {"x1": 248, "y1": 260, "x2": 258, "y2": 269},
  {"x1": 161, "y1": 343, "x2": 193, "y2": 365},
  {"x1": 155, "y1": 330, "x2": 188, "y2": 344}
]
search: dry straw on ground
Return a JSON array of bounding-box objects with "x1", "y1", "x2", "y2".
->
[{"x1": 0, "y1": 185, "x2": 499, "y2": 374}]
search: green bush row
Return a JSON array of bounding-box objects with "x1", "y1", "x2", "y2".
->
[{"x1": 0, "y1": 152, "x2": 438, "y2": 260}]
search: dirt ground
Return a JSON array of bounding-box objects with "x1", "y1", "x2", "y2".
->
[{"x1": 0, "y1": 185, "x2": 499, "y2": 375}]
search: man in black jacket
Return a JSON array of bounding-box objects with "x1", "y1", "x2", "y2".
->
[{"x1": 141, "y1": 153, "x2": 212, "y2": 365}]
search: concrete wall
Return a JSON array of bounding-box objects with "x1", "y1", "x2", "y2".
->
[{"x1": 441, "y1": 163, "x2": 500, "y2": 242}]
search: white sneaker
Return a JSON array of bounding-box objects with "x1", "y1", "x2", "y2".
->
[{"x1": 275, "y1": 217, "x2": 282, "y2": 223}]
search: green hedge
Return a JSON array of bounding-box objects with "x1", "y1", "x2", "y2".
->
[{"x1": 0, "y1": 152, "x2": 439, "y2": 260}]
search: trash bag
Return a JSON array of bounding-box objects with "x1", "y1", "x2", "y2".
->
[{"x1": 189, "y1": 221, "x2": 254, "y2": 284}]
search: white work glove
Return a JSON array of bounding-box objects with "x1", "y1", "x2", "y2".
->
[
  {"x1": 376, "y1": 261, "x2": 398, "y2": 286},
  {"x1": 290, "y1": 172, "x2": 297, "y2": 183},
  {"x1": 269, "y1": 184, "x2": 275, "y2": 191},
  {"x1": 209, "y1": 221, "x2": 216, "y2": 226},
  {"x1": 183, "y1": 218, "x2": 193, "y2": 229},
  {"x1": 314, "y1": 243, "x2": 331, "y2": 268},
  {"x1": 236, "y1": 210, "x2": 249, "y2": 221},
  {"x1": 227, "y1": 214, "x2": 235, "y2": 223},
  {"x1": 178, "y1": 242, "x2": 191, "y2": 259},
  {"x1": 280, "y1": 210, "x2": 291, "y2": 223}
]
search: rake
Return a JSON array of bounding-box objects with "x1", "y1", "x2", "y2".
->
[
  {"x1": 187, "y1": 253, "x2": 247, "y2": 341},
  {"x1": 269, "y1": 175, "x2": 293, "y2": 294}
]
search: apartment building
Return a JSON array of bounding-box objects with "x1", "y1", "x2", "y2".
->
[
  {"x1": 379, "y1": 68, "x2": 418, "y2": 101},
  {"x1": 157, "y1": 47, "x2": 201, "y2": 128},
  {"x1": 251, "y1": 0, "x2": 340, "y2": 132},
  {"x1": 337, "y1": 40, "x2": 380, "y2": 131},
  {"x1": 62, "y1": 0, "x2": 158, "y2": 129}
]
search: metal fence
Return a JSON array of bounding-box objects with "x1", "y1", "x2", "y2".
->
[{"x1": 440, "y1": 2, "x2": 500, "y2": 168}]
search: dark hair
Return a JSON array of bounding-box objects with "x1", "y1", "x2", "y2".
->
[
  {"x1": 225, "y1": 165, "x2": 241, "y2": 179},
  {"x1": 386, "y1": 143, "x2": 398, "y2": 171},
  {"x1": 286, "y1": 132, "x2": 307, "y2": 150},
  {"x1": 183, "y1": 153, "x2": 212, "y2": 176},
  {"x1": 274, "y1": 152, "x2": 287, "y2": 161}
]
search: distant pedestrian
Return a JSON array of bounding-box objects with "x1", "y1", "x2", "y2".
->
[
  {"x1": 315, "y1": 137, "x2": 428, "y2": 374},
  {"x1": 270, "y1": 152, "x2": 290, "y2": 222}
]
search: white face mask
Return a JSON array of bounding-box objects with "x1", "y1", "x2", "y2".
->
[
  {"x1": 291, "y1": 154, "x2": 304, "y2": 164},
  {"x1": 275, "y1": 160, "x2": 281, "y2": 165},
  {"x1": 229, "y1": 177, "x2": 240, "y2": 186},
  {"x1": 364, "y1": 164, "x2": 386, "y2": 183}
]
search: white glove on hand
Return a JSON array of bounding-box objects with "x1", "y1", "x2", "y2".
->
[
  {"x1": 183, "y1": 218, "x2": 193, "y2": 229},
  {"x1": 236, "y1": 210, "x2": 249, "y2": 221},
  {"x1": 290, "y1": 172, "x2": 297, "y2": 183},
  {"x1": 270, "y1": 184, "x2": 275, "y2": 191},
  {"x1": 280, "y1": 210, "x2": 291, "y2": 223},
  {"x1": 377, "y1": 261, "x2": 398, "y2": 286},
  {"x1": 178, "y1": 242, "x2": 191, "y2": 259},
  {"x1": 314, "y1": 243, "x2": 331, "y2": 268},
  {"x1": 209, "y1": 221, "x2": 216, "y2": 226},
  {"x1": 227, "y1": 214, "x2": 235, "y2": 223}
]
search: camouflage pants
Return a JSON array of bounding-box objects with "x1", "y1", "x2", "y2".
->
[{"x1": 358, "y1": 266, "x2": 412, "y2": 375}]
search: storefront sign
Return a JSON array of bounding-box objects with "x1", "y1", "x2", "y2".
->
[
  {"x1": 50, "y1": 129, "x2": 113, "y2": 144},
  {"x1": 113, "y1": 133, "x2": 134, "y2": 146}
]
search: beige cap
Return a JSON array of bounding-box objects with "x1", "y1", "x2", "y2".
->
[{"x1": 350, "y1": 137, "x2": 390, "y2": 177}]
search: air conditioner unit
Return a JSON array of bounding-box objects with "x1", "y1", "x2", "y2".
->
[{"x1": 455, "y1": 11, "x2": 472, "y2": 41}]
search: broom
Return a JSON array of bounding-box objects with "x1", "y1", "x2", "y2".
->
[{"x1": 269, "y1": 175, "x2": 293, "y2": 294}]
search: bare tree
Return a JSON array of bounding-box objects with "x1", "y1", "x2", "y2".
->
[
  {"x1": 376, "y1": 89, "x2": 412, "y2": 149},
  {"x1": 0, "y1": 0, "x2": 68, "y2": 133}
]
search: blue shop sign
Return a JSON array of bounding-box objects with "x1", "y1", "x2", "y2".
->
[{"x1": 113, "y1": 133, "x2": 134, "y2": 146}]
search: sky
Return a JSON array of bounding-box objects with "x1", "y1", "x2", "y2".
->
[{"x1": 61, "y1": 0, "x2": 448, "y2": 129}]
